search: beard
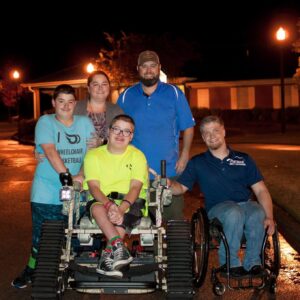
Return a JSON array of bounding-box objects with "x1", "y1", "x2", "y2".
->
[
  {"x1": 209, "y1": 144, "x2": 221, "y2": 150},
  {"x1": 139, "y1": 74, "x2": 159, "y2": 87},
  {"x1": 207, "y1": 140, "x2": 223, "y2": 150}
]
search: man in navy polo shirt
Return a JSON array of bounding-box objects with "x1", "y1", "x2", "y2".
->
[
  {"x1": 170, "y1": 115, "x2": 275, "y2": 277},
  {"x1": 117, "y1": 50, "x2": 195, "y2": 220}
]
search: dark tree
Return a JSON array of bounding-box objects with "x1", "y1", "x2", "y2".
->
[{"x1": 95, "y1": 32, "x2": 201, "y2": 89}]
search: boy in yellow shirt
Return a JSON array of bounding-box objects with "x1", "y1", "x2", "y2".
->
[{"x1": 84, "y1": 114, "x2": 148, "y2": 278}]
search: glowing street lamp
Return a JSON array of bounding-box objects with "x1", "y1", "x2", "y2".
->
[
  {"x1": 276, "y1": 27, "x2": 287, "y2": 41},
  {"x1": 276, "y1": 27, "x2": 288, "y2": 133},
  {"x1": 11, "y1": 69, "x2": 21, "y2": 142},
  {"x1": 12, "y1": 70, "x2": 20, "y2": 80},
  {"x1": 86, "y1": 63, "x2": 95, "y2": 73}
]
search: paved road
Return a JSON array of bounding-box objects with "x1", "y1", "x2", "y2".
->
[{"x1": 1, "y1": 139, "x2": 300, "y2": 300}]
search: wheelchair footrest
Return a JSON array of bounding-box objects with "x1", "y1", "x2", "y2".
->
[
  {"x1": 219, "y1": 272, "x2": 266, "y2": 280},
  {"x1": 69, "y1": 261, "x2": 160, "y2": 278}
]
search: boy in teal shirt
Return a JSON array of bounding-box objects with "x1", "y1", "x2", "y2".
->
[{"x1": 12, "y1": 84, "x2": 95, "y2": 289}]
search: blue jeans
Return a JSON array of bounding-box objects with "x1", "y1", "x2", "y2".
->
[{"x1": 208, "y1": 200, "x2": 265, "y2": 271}]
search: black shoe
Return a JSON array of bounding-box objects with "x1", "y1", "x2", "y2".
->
[
  {"x1": 230, "y1": 266, "x2": 248, "y2": 277},
  {"x1": 249, "y1": 265, "x2": 264, "y2": 276},
  {"x1": 219, "y1": 264, "x2": 248, "y2": 277},
  {"x1": 11, "y1": 266, "x2": 34, "y2": 289},
  {"x1": 219, "y1": 264, "x2": 229, "y2": 273}
]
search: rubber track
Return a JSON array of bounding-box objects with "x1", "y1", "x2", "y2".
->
[
  {"x1": 166, "y1": 220, "x2": 194, "y2": 299},
  {"x1": 32, "y1": 220, "x2": 65, "y2": 299}
]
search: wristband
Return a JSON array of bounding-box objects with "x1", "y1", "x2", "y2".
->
[
  {"x1": 123, "y1": 199, "x2": 132, "y2": 206},
  {"x1": 104, "y1": 201, "x2": 113, "y2": 210}
]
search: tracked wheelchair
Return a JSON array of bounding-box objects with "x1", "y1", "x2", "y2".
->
[
  {"x1": 31, "y1": 161, "x2": 204, "y2": 299},
  {"x1": 191, "y1": 207, "x2": 281, "y2": 296}
]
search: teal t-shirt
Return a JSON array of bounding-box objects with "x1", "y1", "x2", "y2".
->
[{"x1": 31, "y1": 114, "x2": 95, "y2": 205}]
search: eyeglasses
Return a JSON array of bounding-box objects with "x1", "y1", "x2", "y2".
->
[{"x1": 110, "y1": 126, "x2": 133, "y2": 137}]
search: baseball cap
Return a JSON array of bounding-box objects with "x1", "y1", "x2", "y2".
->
[{"x1": 137, "y1": 50, "x2": 160, "y2": 66}]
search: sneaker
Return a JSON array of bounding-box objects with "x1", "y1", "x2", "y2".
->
[
  {"x1": 96, "y1": 250, "x2": 123, "y2": 278},
  {"x1": 11, "y1": 266, "x2": 34, "y2": 289},
  {"x1": 219, "y1": 264, "x2": 229, "y2": 273},
  {"x1": 112, "y1": 242, "x2": 133, "y2": 270}
]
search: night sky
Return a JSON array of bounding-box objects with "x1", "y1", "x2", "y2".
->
[{"x1": 1, "y1": 1, "x2": 300, "y2": 82}]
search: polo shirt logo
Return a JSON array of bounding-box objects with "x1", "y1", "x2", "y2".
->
[
  {"x1": 226, "y1": 158, "x2": 246, "y2": 166},
  {"x1": 126, "y1": 163, "x2": 132, "y2": 170}
]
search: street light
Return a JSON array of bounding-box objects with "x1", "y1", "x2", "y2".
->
[
  {"x1": 11, "y1": 69, "x2": 21, "y2": 142},
  {"x1": 86, "y1": 63, "x2": 95, "y2": 73},
  {"x1": 276, "y1": 27, "x2": 288, "y2": 134}
]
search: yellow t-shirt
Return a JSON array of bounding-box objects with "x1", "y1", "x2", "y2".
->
[{"x1": 84, "y1": 144, "x2": 148, "y2": 200}]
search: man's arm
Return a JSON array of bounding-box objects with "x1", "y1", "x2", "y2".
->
[
  {"x1": 176, "y1": 127, "x2": 194, "y2": 174},
  {"x1": 118, "y1": 179, "x2": 143, "y2": 213},
  {"x1": 169, "y1": 180, "x2": 189, "y2": 195},
  {"x1": 251, "y1": 180, "x2": 275, "y2": 235}
]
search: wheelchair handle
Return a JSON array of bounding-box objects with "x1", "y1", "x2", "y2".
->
[{"x1": 161, "y1": 160, "x2": 166, "y2": 179}]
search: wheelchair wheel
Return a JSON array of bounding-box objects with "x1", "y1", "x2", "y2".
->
[
  {"x1": 264, "y1": 224, "x2": 281, "y2": 278},
  {"x1": 32, "y1": 220, "x2": 66, "y2": 300},
  {"x1": 269, "y1": 275, "x2": 277, "y2": 294},
  {"x1": 213, "y1": 281, "x2": 226, "y2": 296},
  {"x1": 191, "y1": 208, "x2": 209, "y2": 288},
  {"x1": 166, "y1": 220, "x2": 194, "y2": 299}
]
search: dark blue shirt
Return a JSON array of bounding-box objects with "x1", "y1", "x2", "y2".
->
[
  {"x1": 177, "y1": 148, "x2": 263, "y2": 212},
  {"x1": 117, "y1": 80, "x2": 195, "y2": 178}
]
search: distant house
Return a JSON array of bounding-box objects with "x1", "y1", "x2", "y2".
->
[
  {"x1": 21, "y1": 64, "x2": 194, "y2": 119},
  {"x1": 186, "y1": 78, "x2": 299, "y2": 110},
  {"x1": 22, "y1": 64, "x2": 299, "y2": 119},
  {"x1": 21, "y1": 64, "x2": 90, "y2": 119}
]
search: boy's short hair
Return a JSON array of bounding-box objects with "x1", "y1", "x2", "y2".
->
[
  {"x1": 110, "y1": 114, "x2": 135, "y2": 128},
  {"x1": 53, "y1": 84, "x2": 75, "y2": 100}
]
